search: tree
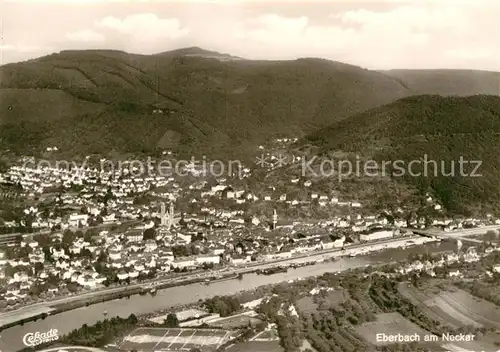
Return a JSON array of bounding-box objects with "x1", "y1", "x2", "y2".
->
[
  {"x1": 62, "y1": 229, "x2": 76, "y2": 244},
  {"x1": 95, "y1": 215, "x2": 104, "y2": 224},
  {"x1": 33, "y1": 234, "x2": 51, "y2": 247},
  {"x1": 485, "y1": 230, "x2": 498, "y2": 242},
  {"x1": 4, "y1": 264, "x2": 18, "y2": 277},
  {"x1": 97, "y1": 250, "x2": 108, "y2": 263},
  {"x1": 127, "y1": 314, "x2": 138, "y2": 324},
  {"x1": 202, "y1": 262, "x2": 214, "y2": 270},
  {"x1": 34, "y1": 262, "x2": 44, "y2": 275},
  {"x1": 18, "y1": 245, "x2": 32, "y2": 258},
  {"x1": 81, "y1": 248, "x2": 93, "y2": 259},
  {"x1": 84, "y1": 229, "x2": 96, "y2": 242},
  {"x1": 205, "y1": 296, "x2": 241, "y2": 317},
  {"x1": 164, "y1": 313, "x2": 179, "y2": 328},
  {"x1": 172, "y1": 245, "x2": 191, "y2": 257},
  {"x1": 94, "y1": 262, "x2": 106, "y2": 275}
]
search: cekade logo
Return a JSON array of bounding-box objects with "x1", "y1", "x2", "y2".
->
[{"x1": 22, "y1": 329, "x2": 59, "y2": 347}]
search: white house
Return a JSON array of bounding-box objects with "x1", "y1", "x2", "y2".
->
[
  {"x1": 68, "y1": 214, "x2": 89, "y2": 227},
  {"x1": 264, "y1": 251, "x2": 292, "y2": 261},
  {"x1": 360, "y1": 230, "x2": 393, "y2": 242},
  {"x1": 145, "y1": 240, "x2": 158, "y2": 252},
  {"x1": 125, "y1": 230, "x2": 143, "y2": 243},
  {"x1": 117, "y1": 271, "x2": 129, "y2": 280},
  {"x1": 109, "y1": 249, "x2": 121, "y2": 261},
  {"x1": 213, "y1": 247, "x2": 225, "y2": 255},
  {"x1": 230, "y1": 256, "x2": 251, "y2": 265},
  {"x1": 12, "y1": 272, "x2": 29, "y2": 283}
]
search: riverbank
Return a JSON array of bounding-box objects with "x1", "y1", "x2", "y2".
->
[
  {"x1": 0, "y1": 248, "x2": 342, "y2": 329},
  {"x1": 0, "y1": 238, "x2": 459, "y2": 351},
  {"x1": 51, "y1": 271, "x2": 253, "y2": 313},
  {"x1": 0, "y1": 271, "x2": 244, "y2": 331},
  {"x1": 0, "y1": 262, "x2": 318, "y2": 331}
]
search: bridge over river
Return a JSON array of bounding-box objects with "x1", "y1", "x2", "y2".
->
[{"x1": 409, "y1": 224, "x2": 499, "y2": 244}]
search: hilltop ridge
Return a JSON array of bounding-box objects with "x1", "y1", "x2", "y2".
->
[{"x1": 0, "y1": 47, "x2": 498, "y2": 158}]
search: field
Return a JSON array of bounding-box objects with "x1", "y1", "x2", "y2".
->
[
  {"x1": 252, "y1": 329, "x2": 280, "y2": 341},
  {"x1": 355, "y1": 312, "x2": 438, "y2": 348},
  {"x1": 296, "y1": 296, "x2": 318, "y2": 313},
  {"x1": 119, "y1": 327, "x2": 236, "y2": 351},
  {"x1": 296, "y1": 287, "x2": 378, "y2": 324},
  {"x1": 226, "y1": 340, "x2": 284, "y2": 352},
  {"x1": 440, "y1": 332, "x2": 500, "y2": 352},
  {"x1": 251, "y1": 324, "x2": 280, "y2": 342},
  {"x1": 296, "y1": 289, "x2": 350, "y2": 314},
  {"x1": 398, "y1": 283, "x2": 500, "y2": 330}
]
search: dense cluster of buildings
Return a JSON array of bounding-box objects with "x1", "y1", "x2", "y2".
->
[{"x1": 0, "y1": 142, "x2": 499, "y2": 309}]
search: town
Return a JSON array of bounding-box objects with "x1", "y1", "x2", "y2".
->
[
  {"x1": 0, "y1": 139, "x2": 499, "y2": 310},
  {"x1": 1, "y1": 4, "x2": 500, "y2": 349}
]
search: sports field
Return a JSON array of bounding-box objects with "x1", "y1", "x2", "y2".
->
[{"x1": 119, "y1": 327, "x2": 235, "y2": 351}]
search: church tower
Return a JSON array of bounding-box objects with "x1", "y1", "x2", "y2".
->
[
  {"x1": 159, "y1": 201, "x2": 176, "y2": 229},
  {"x1": 160, "y1": 202, "x2": 168, "y2": 227},
  {"x1": 169, "y1": 202, "x2": 175, "y2": 227}
]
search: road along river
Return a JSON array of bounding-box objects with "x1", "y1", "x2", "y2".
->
[{"x1": 0, "y1": 240, "x2": 456, "y2": 351}]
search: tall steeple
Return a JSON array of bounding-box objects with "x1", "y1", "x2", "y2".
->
[
  {"x1": 160, "y1": 202, "x2": 168, "y2": 227},
  {"x1": 160, "y1": 201, "x2": 175, "y2": 229},
  {"x1": 168, "y1": 202, "x2": 174, "y2": 228}
]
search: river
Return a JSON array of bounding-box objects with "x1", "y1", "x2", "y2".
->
[{"x1": 1, "y1": 240, "x2": 456, "y2": 351}]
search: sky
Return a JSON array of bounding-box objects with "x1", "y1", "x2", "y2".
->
[{"x1": 1, "y1": 0, "x2": 499, "y2": 70}]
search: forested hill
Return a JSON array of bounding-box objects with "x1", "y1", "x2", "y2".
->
[
  {"x1": 0, "y1": 47, "x2": 498, "y2": 158},
  {"x1": 305, "y1": 95, "x2": 500, "y2": 214}
]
